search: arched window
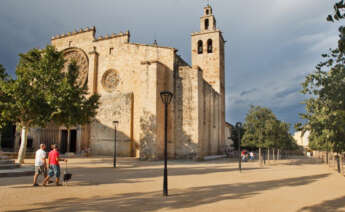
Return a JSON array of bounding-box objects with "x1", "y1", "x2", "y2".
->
[
  {"x1": 207, "y1": 39, "x2": 213, "y2": 53},
  {"x1": 197, "y1": 40, "x2": 203, "y2": 54},
  {"x1": 206, "y1": 9, "x2": 209, "y2": 15},
  {"x1": 205, "y1": 19, "x2": 209, "y2": 30}
]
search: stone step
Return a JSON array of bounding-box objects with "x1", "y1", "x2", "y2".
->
[
  {"x1": 0, "y1": 152, "x2": 35, "y2": 159},
  {"x1": 0, "y1": 167, "x2": 34, "y2": 178},
  {"x1": 0, "y1": 163, "x2": 21, "y2": 170},
  {"x1": 204, "y1": 155, "x2": 227, "y2": 161},
  {"x1": 0, "y1": 160, "x2": 15, "y2": 164},
  {"x1": 0, "y1": 155, "x2": 9, "y2": 160}
]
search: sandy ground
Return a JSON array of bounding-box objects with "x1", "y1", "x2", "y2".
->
[{"x1": 1, "y1": 157, "x2": 345, "y2": 212}]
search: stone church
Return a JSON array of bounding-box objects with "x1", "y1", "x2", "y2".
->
[{"x1": 18, "y1": 5, "x2": 226, "y2": 160}]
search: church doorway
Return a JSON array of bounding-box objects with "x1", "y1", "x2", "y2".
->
[
  {"x1": 69, "y1": 130, "x2": 77, "y2": 153},
  {"x1": 60, "y1": 129, "x2": 77, "y2": 153},
  {"x1": 0, "y1": 123, "x2": 15, "y2": 151},
  {"x1": 60, "y1": 130, "x2": 68, "y2": 154}
]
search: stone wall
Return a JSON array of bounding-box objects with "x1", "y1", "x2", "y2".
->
[
  {"x1": 51, "y1": 27, "x2": 177, "y2": 157},
  {"x1": 175, "y1": 66, "x2": 201, "y2": 159},
  {"x1": 90, "y1": 93, "x2": 133, "y2": 156}
]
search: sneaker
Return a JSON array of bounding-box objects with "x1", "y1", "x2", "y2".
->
[
  {"x1": 56, "y1": 183, "x2": 63, "y2": 186},
  {"x1": 32, "y1": 184, "x2": 39, "y2": 187}
]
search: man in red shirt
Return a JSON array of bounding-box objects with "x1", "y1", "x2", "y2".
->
[{"x1": 43, "y1": 144, "x2": 66, "y2": 186}]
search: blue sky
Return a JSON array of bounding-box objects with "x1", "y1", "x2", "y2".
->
[{"x1": 0, "y1": 0, "x2": 340, "y2": 131}]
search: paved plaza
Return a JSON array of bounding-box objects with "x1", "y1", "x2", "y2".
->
[{"x1": 1, "y1": 157, "x2": 345, "y2": 212}]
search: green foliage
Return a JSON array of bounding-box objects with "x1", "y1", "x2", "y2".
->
[
  {"x1": 2, "y1": 46, "x2": 65, "y2": 128},
  {"x1": 0, "y1": 46, "x2": 100, "y2": 162},
  {"x1": 51, "y1": 61, "x2": 100, "y2": 128},
  {"x1": 231, "y1": 125, "x2": 245, "y2": 149},
  {"x1": 0, "y1": 64, "x2": 12, "y2": 129},
  {"x1": 242, "y1": 105, "x2": 295, "y2": 150},
  {"x1": 297, "y1": 1, "x2": 345, "y2": 153}
]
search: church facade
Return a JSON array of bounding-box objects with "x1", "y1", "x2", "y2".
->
[{"x1": 23, "y1": 5, "x2": 226, "y2": 160}]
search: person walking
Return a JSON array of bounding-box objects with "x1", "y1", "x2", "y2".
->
[
  {"x1": 43, "y1": 144, "x2": 67, "y2": 186},
  {"x1": 250, "y1": 151, "x2": 254, "y2": 160},
  {"x1": 33, "y1": 144, "x2": 47, "y2": 186}
]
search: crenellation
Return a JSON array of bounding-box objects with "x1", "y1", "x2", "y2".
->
[
  {"x1": 51, "y1": 26, "x2": 96, "y2": 41},
  {"x1": 93, "y1": 31, "x2": 130, "y2": 42}
]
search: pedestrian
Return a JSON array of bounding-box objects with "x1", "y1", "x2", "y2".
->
[
  {"x1": 250, "y1": 151, "x2": 254, "y2": 160},
  {"x1": 33, "y1": 144, "x2": 47, "y2": 186},
  {"x1": 43, "y1": 144, "x2": 67, "y2": 186}
]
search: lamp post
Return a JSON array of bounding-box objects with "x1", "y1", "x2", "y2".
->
[
  {"x1": 113, "y1": 120, "x2": 119, "y2": 168},
  {"x1": 236, "y1": 122, "x2": 242, "y2": 172},
  {"x1": 160, "y1": 90, "x2": 173, "y2": 197}
]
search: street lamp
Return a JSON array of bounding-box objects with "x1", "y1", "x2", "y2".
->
[
  {"x1": 160, "y1": 90, "x2": 173, "y2": 197},
  {"x1": 113, "y1": 120, "x2": 119, "y2": 168},
  {"x1": 236, "y1": 122, "x2": 242, "y2": 172}
]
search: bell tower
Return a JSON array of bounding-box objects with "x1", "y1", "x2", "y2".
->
[
  {"x1": 191, "y1": 5, "x2": 225, "y2": 94},
  {"x1": 191, "y1": 5, "x2": 225, "y2": 152}
]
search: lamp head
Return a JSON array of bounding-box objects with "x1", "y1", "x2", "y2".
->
[
  {"x1": 113, "y1": 120, "x2": 119, "y2": 128},
  {"x1": 160, "y1": 90, "x2": 173, "y2": 105},
  {"x1": 235, "y1": 122, "x2": 242, "y2": 128}
]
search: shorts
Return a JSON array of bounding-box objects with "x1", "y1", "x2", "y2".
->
[
  {"x1": 35, "y1": 165, "x2": 46, "y2": 175},
  {"x1": 48, "y1": 165, "x2": 61, "y2": 178}
]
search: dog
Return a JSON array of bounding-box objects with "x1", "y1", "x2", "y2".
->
[{"x1": 63, "y1": 172, "x2": 72, "y2": 185}]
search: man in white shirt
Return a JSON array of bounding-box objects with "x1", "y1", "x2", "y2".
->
[{"x1": 33, "y1": 144, "x2": 47, "y2": 186}]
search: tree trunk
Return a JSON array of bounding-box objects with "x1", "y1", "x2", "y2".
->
[
  {"x1": 259, "y1": 147, "x2": 263, "y2": 167},
  {"x1": 336, "y1": 154, "x2": 341, "y2": 173},
  {"x1": 267, "y1": 148, "x2": 270, "y2": 164},
  {"x1": 0, "y1": 132, "x2": 2, "y2": 152},
  {"x1": 273, "y1": 148, "x2": 276, "y2": 160},
  {"x1": 277, "y1": 149, "x2": 280, "y2": 160},
  {"x1": 17, "y1": 126, "x2": 28, "y2": 164}
]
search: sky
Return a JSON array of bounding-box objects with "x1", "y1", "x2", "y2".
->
[{"x1": 0, "y1": 0, "x2": 341, "y2": 131}]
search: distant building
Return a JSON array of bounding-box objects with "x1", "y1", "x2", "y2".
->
[
  {"x1": 225, "y1": 122, "x2": 234, "y2": 150},
  {"x1": 293, "y1": 131, "x2": 310, "y2": 149}
]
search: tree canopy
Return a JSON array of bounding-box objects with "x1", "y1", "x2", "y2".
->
[
  {"x1": 0, "y1": 46, "x2": 100, "y2": 163},
  {"x1": 296, "y1": 1, "x2": 345, "y2": 153},
  {"x1": 242, "y1": 105, "x2": 296, "y2": 151}
]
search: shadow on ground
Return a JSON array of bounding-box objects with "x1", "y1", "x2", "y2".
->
[
  {"x1": 6, "y1": 173, "x2": 330, "y2": 212},
  {"x1": 298, "y1": 195, "x2": 345, "y2": 212},
  {"x1": 1, "y1": 165, "x2": 264, "y2": 187}
]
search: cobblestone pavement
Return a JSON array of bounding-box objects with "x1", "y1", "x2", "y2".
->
[{"x1": 1, "y1": 157, "x2": 345, "y2": 212}]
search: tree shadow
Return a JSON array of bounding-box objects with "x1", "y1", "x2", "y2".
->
[
  {"x1": 298, "y1": 195, "x2": 345, "y2": 212},
  {"x1": 267, "y1": 157, "x2": 323, "y2": 166},
  {"x1": 1, "y1": 163, "x2": 264, "y2": 187},
  {"x1": 6, "y1": 173, "x2": 330, "y2": 212}
]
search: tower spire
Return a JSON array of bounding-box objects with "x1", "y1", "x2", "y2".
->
[{"x1": 205, "y1": 0, "x2": 211, "y2": 6}]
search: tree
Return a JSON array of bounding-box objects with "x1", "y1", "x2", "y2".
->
[
  {"x1": 2, "y1": 47, "x2": 66, "y2": 163},
  {"x1": 231, "y1": 125, "x2": 245, "y2": 150},
  {"x1": 0, "y1": 64, "x2": 13, "y2": 129},
  {"x1": 243, "y1": 105, "x2": 296, "y2": 165},
  {"x1": 1, "y1": 46, "x2": 100, "y2": 163},
  {"x1": 0, "y1": 64, "x2": 12, "y2": 151},
  {"x1": 297, "y1": 1, "x2": 345, "y2": 155},
  {"x1": 51, "y1": 61, "x2": 99, "y2": 152},
  {"x1": 242, "y1": 106, "x2": 276, "y2": 165}
]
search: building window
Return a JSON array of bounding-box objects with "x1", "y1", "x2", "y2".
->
[
  {"x1": 205, "y1": 19, "x2": 209, "y2": 30},
  {"x1": 206, "y1": 9, "x2": 209, "y2": 15},
  {"x1": 207, "y1": 39, "x2": 213, "y2": 53},
  {"x1": 109, "y1": 47, "x2": 114, "y2": 55},
  {"x1": 68, "y1": 41, "x2": 72, "y2": 47},
  {"x1": 197, "y1": 40, "x2": 203, "y2": 54}
]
